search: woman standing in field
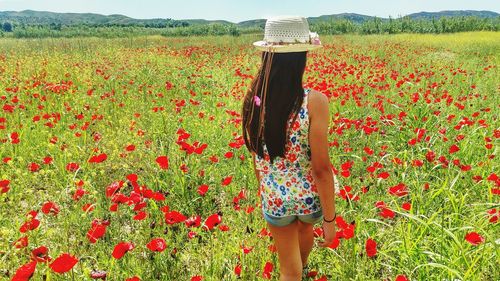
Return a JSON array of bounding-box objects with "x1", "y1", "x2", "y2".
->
[{"x1": 242, "y1": 16, "x2": 339, "y2": 281}]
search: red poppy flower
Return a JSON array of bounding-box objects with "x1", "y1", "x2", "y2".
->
[
  {"x1": 73, "y1": 187, "x2": 87, "y2": 201},
  {"x1": 197, "y1": 184, "x2": 209, "y2": 196},
  {"x1": 363, "y1": 146, "x2": 374, "y2": 155},
  {"x1": 191, "y1": 276, "x2": 203, "y2": 281},
  {"x1": 426, "y1": 150, "x2": 436, "y2": 162},
  {"x1": 49, "y1": 253, "x2": 78, "y2": 273},
  {"x1": 412, "y1": 159, "x2": 423, "y2": 167},
  {"x1": 151, "y1": 191, "x2": 166, "y2": 201},
  {"x1": 87, "y1": 221, "x2": 107, "y2": 243},
  {"x1": 109, "y1": 203, "x2": 118, "y2": 212},
  {"x1": 341, "y1": 161, "x2": 353, "y2": 170},
  {"x1": 88, "y1": 153, "x2": 107, "y2": 163},
  {"x1": 487, "y1": 208, "x2": 498, "y2": 223},
  {"x1": 31, "y1": 246, "x2": 52, "y2": 263},
  {"x1": 147, "y1": 238, "x2": 167, "y2": 252},
  {"x1": 185, "y1": 215, "x2": 201, "y2": 228},
  {"x1": 41, "y1": 201, "x2": 60, "y2": 215},
  {"x1": 388, "y1": 183, "x2": 408, "y2": 197},
  {"x1": 156, "y1": 156, "x2": 169, "y2": 170},
  {"x1": 379, "y1": 207, "x2": 395, "y2": 219},
  {"x1": 43, "y1": 156, "x2": 53, "y2": 164},
  {"x1": 377, "y1": 171, "x2": 390, "y2": 179},
  {"x1": 464, "y1": 232, "x2": 484, "y2": 246},
  {"x1": 395, "y1": 275, "x2": 409, "y2": 281},
  {"x1": 126, "y1": 276, "x2": 141, "y2": 281},
  {"x1": 82, "y1": 203, "x2": 95, "y2": 212},
  {"x1": 341, "y1": 170, "x2": 350, "y2": 178},
  {"x1": 187, "y1": 231, "x2": 197, "y2": 239},
  {"x1": 133, "y1": 211, "x2": 147, "y2": 220},
  {"x1": 28, "y1": 162, "x2": 40, "y2": 172},
  {"x1": 234, "y1": 264, "x2": 241, "y2": 276},
  {"x1": 11, "y1": 260, "x2": 37, "y2": 281},
  {"x1": 10, "y1": 131, "x2": 19, "y2": 140},
  {"x1": 20, "y1": 211, "x2": 40, "y2": 233},
  {"x1": 365, "y1": 238, "x2": 377, "y2": 257},
  {"x1": 193, "y1": 143, "x2": 208, "y2": 154},
  {"x1": 65, "y1": 162, "x2": 80, "y2": 172},
  {"x1": 209, "y1": 155, "x2": 219, "y2": 163},
  {"x1": 221, "y1": 176, "x2": 232, "y2": 186},
  {"x1": 218, "y1": 224, "x2": 230, "y2": 231},
  {"x1": 402, "y1": 202, "x2": 411, "y2": 211},
  {"x1": 327, "y1": 237, "x2": 340, "y2": 249},
  {"x1": 262, "y1": 261, "x2": 273, "y2": 279},
  {"x1": 0, "y1": 179, "x2": 10, "y2": 194},
  {"x1": 13, "y1": 236, "x2": 28, "y2": 249},
  {"x1": 449, "y1": 144, "x2": 460, "y2": 154},
  {"x1": 202, "y1": 213, "x2": 222, "y2": 231},
  {"x1": 180, "y1": 163, "x2": 188, "y2": 173},
  {"x1": 164, "y1": 210, "x2": 186, "y2": 225},
  {"x1": 126, "y1": 173, "x2": 138, "y2": 182},
  {"x1": 241, "y1": 244, "x2": 253, "y2": 254},
  {"x1": 105, "y1": 181, "x2": 122, "y2": 198},
  {"x1": 112, "y1": 242, "x2": 134, "y2": 259},
  {"x1": 339, "y1": 224, "x2": 355, "y2": 239}
]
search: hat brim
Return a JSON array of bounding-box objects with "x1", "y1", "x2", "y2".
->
[{"x1": 253, "y1": 41, "x2": 323, "y2": 53}]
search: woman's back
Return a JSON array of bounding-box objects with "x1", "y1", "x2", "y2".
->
[{"x1": 255, "y1": 88, "x2": 339, "y2": 217}]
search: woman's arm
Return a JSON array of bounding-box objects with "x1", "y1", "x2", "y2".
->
[{"x1": 308, "y1": 90, "x2": 336, "y2": 221}]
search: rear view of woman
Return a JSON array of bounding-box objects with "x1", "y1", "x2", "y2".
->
[{"x1": 242, "y1": 16, "x2": 339, "y2": 281}]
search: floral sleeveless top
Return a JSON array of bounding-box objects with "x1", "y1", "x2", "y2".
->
[{"x1": 255, "y1": 88, "x2": 339, "y2": 217}]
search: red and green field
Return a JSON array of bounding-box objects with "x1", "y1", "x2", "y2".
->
[{"x1": 0, "y1": 32, "x2": 499, "y2": 280}]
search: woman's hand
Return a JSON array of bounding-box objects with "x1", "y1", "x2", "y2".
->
[{"x1": 318, "y1": 219, "x2": 336, "y2": 247}]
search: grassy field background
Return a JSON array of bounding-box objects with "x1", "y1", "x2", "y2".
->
[{"x1": 0, "y1": 32, "x2": 498, "y2": 280}]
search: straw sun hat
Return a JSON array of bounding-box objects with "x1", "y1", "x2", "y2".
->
[{"x1": 253, "y1": 15, "x2": 323, "y2": 53}]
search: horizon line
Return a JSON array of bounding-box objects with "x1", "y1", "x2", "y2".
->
[{"x1": 1, "y1": 8, "x2": 498, "y2": 24}]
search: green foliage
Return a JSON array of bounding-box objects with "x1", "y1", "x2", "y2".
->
[
  {"x1": 161, "y1": 23, "x2": 240, "y2": 37},
  {"x1": 2, "y1": 15, "x2": 499, "y2": 38},
  {"x1": 312, "y1": 19, "x2": 357, "y2": 35},
  {"x1": 2, "y1": 22, "x2": 12, "y2": 32},
  {"x1": 311, "y1": 16, "x2": 500, "y2": 35}
]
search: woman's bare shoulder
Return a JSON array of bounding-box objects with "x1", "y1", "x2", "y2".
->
[{"x1": 307, "y1": 89, "x2": 328, "y2": 115}]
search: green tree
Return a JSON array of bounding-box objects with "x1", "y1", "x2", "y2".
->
[
  {"x1": 49, "y1": 22, "x2": 62, "y2": 31},
  {"x1": 2, "y1": 22, "x2": 13, "y2": 32}
]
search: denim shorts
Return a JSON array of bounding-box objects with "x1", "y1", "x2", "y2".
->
[{"x1": 262, "y1": 209, "x2": 323, "y2": 227}]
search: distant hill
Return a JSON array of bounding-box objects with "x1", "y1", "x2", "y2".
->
[
  {"x1": 308, "y1": 13, "x2": 378, "y2": 24},
  {"x1": 0, "y1": 9, "x2": 189, "y2": 26},
  {"x1": 407, "y1": 10, "x2": 499, "y2": 20},
  {"x1": 238, "y1": 11, "x2": 499, "y2": 28},
  {"x1": 182, "y1": 19, "x2": 233, "y2": 26},
  {"x1": 0, "y1": 9, "x2": 498, "y2": 27},
  {"x1": 237, "y1": 19, "x2": 266, "y2": 29}
]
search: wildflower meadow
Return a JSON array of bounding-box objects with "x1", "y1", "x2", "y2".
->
[{"x1": 0, "y1": 32, "x2": 499, "y2": 280}]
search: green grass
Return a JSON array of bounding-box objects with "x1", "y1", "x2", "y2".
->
[{"x1": 0, "y1": 32, "x2": 498, "y2": 280}]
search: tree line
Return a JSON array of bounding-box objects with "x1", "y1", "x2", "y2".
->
[
  {"x1": 1, "y1": 16, "x2": 498, "y2": 38},
  {"x1": 311, "y1": 16, "x2": 499, "y2": 35}
]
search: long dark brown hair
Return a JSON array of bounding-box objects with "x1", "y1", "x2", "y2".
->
[{"x1": 242, "y1": 51, "x2": 307, "y2": 164}]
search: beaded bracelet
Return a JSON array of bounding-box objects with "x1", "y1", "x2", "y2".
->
[{"x1": 323, "y1": 213, "x2": 337, "y2": 223}]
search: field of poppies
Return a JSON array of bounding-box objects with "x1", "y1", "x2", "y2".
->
[{"x1": 0, "y1": 32, "x2": 499, "y2": 281}]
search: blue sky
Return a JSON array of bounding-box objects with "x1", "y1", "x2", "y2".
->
[{"x1": 0, "y1": 0, "x2": 499, "y2": 22}]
